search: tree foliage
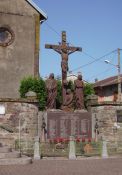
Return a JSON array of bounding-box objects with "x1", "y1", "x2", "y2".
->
[
  {"x1": 19, "y1": 76, "x2": 47, "y2": 111},
  {"x1": 84, "y1": 83, "x2": 95, "y2": 97}
]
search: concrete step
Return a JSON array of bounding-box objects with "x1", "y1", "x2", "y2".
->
[
  {"x1": 0, "y1": 147, "x2": 12, "y2": 153},
  {"x1": 0, "y1": 156, "x2": 32, "y2": 165},
  {"x1": 0, "y1": 151, "x2": 20, "y2": 159}
]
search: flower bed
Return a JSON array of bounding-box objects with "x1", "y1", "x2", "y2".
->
[
  {"x1": 41, "y1": 137, "x2": 102, "y2": 158},
  {"x1": 14, "y1": 137, "x2": 102, "y2": 158}
]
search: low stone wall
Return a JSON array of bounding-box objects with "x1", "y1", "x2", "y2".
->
[
  {"x1": 1, "y1": 96, "x2": 122, "y2": 146},
  {"x1": 0, "y1": 98, "x2": 39, "y2": 146},
  {"x1": 89, "y1": 101, "x2": 122, "y2": 142}
]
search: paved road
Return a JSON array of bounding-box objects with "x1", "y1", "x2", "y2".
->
[{"x1": 0, "y1": 158, "x2": 122, "y2": 175}]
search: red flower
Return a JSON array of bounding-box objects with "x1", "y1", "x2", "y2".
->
[
  {"x1": 53, "y1": 137, "x2": 70, "y2": 144},
  {"x1": 59, "y1": 138, "x2": 64, "y2": 143},
  {"x1": 76, "y1": 138, "x2": 80, "y2": 142},
  {"x1": 82, "y1": 137, "x2": 85, "y2": 142}
]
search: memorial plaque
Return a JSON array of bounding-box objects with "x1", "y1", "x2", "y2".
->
[
  {"x1": 47, "y1": 111, "x2": 91, "y2": 139},
  {"x1": 117, "y1": 110, "x2": 122, "y2": 123},
  {"x1": 60, "y1": 119, "x2": 69, "y2": 138},
  {"x1": 48, "y1": 119, "x2": 56, "y2": 139}
]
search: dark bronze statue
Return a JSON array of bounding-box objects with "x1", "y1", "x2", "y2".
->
[
  {"x1": 45, "y1": 73, "x2": 57, "y2": 109},
  {"x1": 61, "y1": 89, "x2": 73, "y2": 111},
  {"x1": 74, "y1": 74, "x2": 84, "y2": 109},
  {"x1": 61, "y1": 59, "x2": 68, "y2": 80},
  {"x1": 45, "y1": 31, "x2": 82, "y2": 105}
]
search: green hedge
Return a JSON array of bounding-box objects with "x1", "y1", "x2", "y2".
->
[{"x1": 19, "y1": 76, "x2": 47, "y2": 111}]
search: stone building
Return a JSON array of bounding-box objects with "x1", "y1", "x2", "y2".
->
[
  {"x1": 0, "y1": 0, "x2": 47, "y2": 98},
  {"x1": 0, "y1": 0, "x2": 47, "y2": 147},
  {"x1": 92, "y1": 76, "x2": 122, "y2": 144}
]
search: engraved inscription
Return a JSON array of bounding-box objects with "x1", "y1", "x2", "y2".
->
[{"x1": 47, "y1": 111, "x2": 91, "y2": 139}]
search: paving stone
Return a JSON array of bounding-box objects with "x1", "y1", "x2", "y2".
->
[{"x1": 0, "y1": 158, "x2": 122, "y2": 175}]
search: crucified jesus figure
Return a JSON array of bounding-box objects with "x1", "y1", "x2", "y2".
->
[{"x1": 45, "y1": 31, "x2": 82, "y2": 106}]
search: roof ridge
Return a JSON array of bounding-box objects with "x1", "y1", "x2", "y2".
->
[
  {"x1": 26, "y1": 0, "x2": 47, "y2": 20},
  {"x1": 94, "y1": 74, "x2": 122, "y2": 87},
  {"x1": 96, "y1": 74, "x2": 122, "y2": 83}
]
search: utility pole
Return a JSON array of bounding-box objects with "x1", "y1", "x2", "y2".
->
[{"x1": 117, "y1": 48, "x2": 121, "y2": 102}]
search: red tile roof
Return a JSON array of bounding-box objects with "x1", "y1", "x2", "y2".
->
[{"x1": 94, "y1": 75, "x2": 122, "y2": 88}]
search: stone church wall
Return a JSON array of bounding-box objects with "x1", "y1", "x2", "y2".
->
[
  {"x1": 0, "y1": 99, "x2": 39, "y2": 147},
  {"x1": 0, "y1": 0, "x2": 40, "y2": 98}
]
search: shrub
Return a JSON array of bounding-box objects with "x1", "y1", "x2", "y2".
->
[
  {"x1": 84, "y1": 83, "x2": 95, "y2": 107},
  {"x1": 84, "y1": 83, "x2": 95, "y2": 98},
  {"x1": 19, "y1": 76, "x2": 47, "y2": 111}
]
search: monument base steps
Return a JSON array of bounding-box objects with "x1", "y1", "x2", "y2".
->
[{"x1": 0, "y1": 147, "x2": 32, "y2": 165}]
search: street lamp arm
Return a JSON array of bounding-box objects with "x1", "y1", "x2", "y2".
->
[{"x1": 104, "y1": 60, "x2": 118, "y2": 68}]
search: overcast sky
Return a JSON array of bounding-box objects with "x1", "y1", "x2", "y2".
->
[{"x1": 33, "y1": 0, "x2": 122, "y2": 82}]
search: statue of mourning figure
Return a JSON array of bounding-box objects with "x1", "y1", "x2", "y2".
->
[
  {"x1": 61, "y1": 74, "x2": 85, "y2": 111},
  {"x1": 61, "y1": 88, "x2": 74, "y2": 112},
  {"x1": 45, "y1": 73, "x2": 85, "y2": 111},
  {"x1": 45, "y1": 73, "x2": 57, "y2": 109},
  {"x1": 74, "y1": 74, "x2": 85, "y2": 110}
]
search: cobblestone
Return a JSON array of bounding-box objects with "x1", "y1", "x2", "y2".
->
[{"x1": 0, "y1": 158, "x2": 122, "y2": 175}]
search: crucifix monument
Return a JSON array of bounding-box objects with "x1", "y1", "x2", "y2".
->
[
  {"x1": 45, "y1": 32, "x2": 92, "y2": 140},
  {"x1": 45, "y1": 31, "x2": 82, "y2": 105}
]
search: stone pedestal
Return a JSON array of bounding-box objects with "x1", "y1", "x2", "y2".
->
[
  {"x1": 34, "y1": 136, "x2": 40, "y2": 160},
  {"x1": 69, "y1": 136, "x2": 76, "y2": 160},
  {"x1": 86, "y1": 95, "x2": 98, "y2": 111},
  {"x1": 102, "y1": 140, "x2": 108, "y2": 158},
  {"x1": 86, "y1": 95, "x2": 98, "y2": 105}
]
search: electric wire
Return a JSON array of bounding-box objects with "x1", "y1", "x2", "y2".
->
[
  {"x1": 70, "y1": 49, "x2": 117, "y2": 72},
  {"x1": 43, "y1": 21, "x2": 121, "y2": 81},
  {"x1": 44, "y1": 22, "x2": 61, "y2": 38},
  {"x1": 44, "y1": 22, "x2": 117, "y2": 68},
  {"x1": 84, "y1": 53, "x2": 118, "y2": 81},
  {"x1": 89, "y1": 68, "x2": 116, "y2": 83}
]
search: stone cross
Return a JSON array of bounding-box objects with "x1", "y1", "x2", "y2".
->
[{"x1": 45, "y1": 31, "x2": 82, "y2": 104}]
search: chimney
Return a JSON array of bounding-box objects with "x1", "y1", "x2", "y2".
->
[{"x1": 95, "y1": 78, "x2": 98, "y2": 82}]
